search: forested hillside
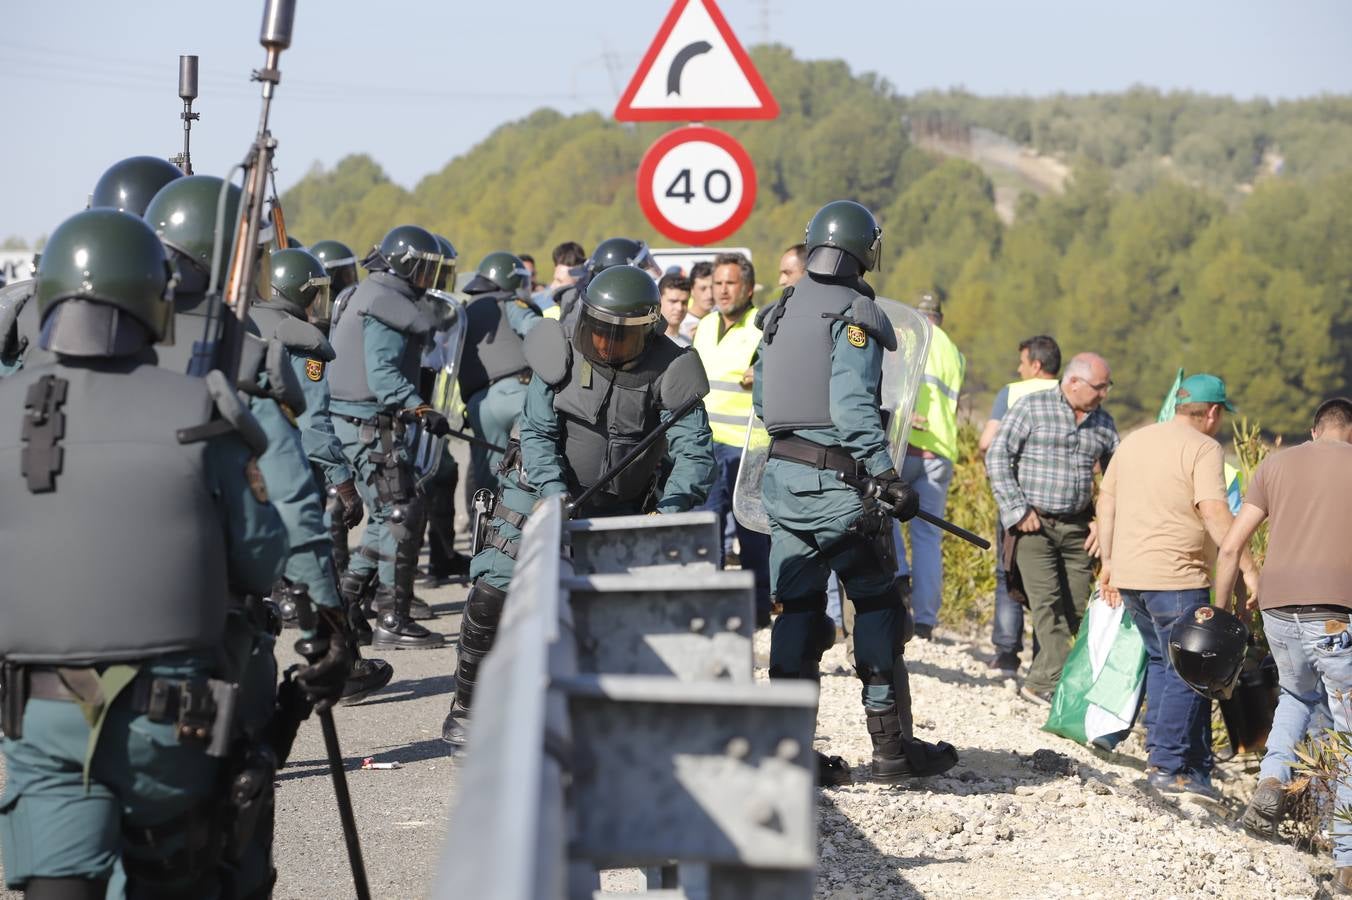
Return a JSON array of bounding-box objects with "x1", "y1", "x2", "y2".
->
[{"x1": 283, "y1": 46, "x2": 1352, "y2": 434}]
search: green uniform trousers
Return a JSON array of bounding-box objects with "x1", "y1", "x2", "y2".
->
[{"x1": 1014, "y1": 511, "x2": 1096, "y2": 696}]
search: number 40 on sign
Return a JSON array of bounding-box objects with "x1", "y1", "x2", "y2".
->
[{"x1": 636, "y1": 125, "x2": 757, "y2": 246}]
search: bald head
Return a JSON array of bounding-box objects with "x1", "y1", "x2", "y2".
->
[{"x1": 1061, "y1": 353, "x2": 1112, "y2": 413}]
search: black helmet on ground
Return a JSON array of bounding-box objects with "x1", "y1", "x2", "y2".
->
[
  {"x1": 90, "y1": 156, "x2": 184, "y2": 217},
  {"x1": 1168, "y1": 604, "x2": 1250, "y2": 700},
  {"x1": 805, "y1": 200, "x2": 882, "y2": 277},
  {"x1": 576, "y1": 264, "x2": 659, "y2": 367}
]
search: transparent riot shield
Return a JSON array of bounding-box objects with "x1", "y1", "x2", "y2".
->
[
  {"x1": 422, "y1": 289, "x2": 467, "y2": 431},
  {"x1": 732, "y1": 298, "x2": 931, "y2": 535}
]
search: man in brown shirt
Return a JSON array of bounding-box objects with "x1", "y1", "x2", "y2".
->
[
  {"x1": 1098, "y1": 373, "x2": 1256, "y2": 801},
  {"x1": 1217, "y1": 398, "x2": 1352, "y2": 891}
]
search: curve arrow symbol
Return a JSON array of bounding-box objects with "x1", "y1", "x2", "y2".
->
[{"x1": 666, "y1": 41, "x2": 712, "y2": 96}]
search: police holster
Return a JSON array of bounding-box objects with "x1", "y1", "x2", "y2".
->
[{"x1": 366, "y1": 413, "x2": 421, "y2": 542}]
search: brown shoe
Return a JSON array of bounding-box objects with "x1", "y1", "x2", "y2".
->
[{"x1": 1240, "y1": 777, "x2": 1286, "y2": 836}]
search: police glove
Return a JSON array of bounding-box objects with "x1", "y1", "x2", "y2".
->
[
  {"x1": 293, "y1": 606, "x2": 354, "y2": 713},
  {"x1": 412, "y1": 404, "x2": 451, "y2": 437},
  {"x1": 875, "y1": 469, "x2": 920, "y2": 522},
  {"x1": 333, "y1": 478, "x2": 364, "y2": 529}
]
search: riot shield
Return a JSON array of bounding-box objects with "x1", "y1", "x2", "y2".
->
[
  {"x1": 732, "y1": 298, "x2": 931, "y2": 535},
  {"x1": 403, "y1": 415, "x2": 450, "y2": 495},
  {"x1": 421, "y1": 289, "x2": 467, "y2": 430}
]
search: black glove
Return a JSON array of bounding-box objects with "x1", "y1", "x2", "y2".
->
[
  {"x1": 293, "y1": 603, "x2": 354, "y2": 713},
  {"x1": 333, "y1": 478, "x2": 364, "y2": 529},
  {"x1": 420, "y1": 408, "x2": 451, "y2": 437},
  {"x1": 875, "y1": 468, "x2": 920, "y2": 522}
]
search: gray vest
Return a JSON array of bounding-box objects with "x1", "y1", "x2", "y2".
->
[
  {"x1": 550, "y1": 332, "x2": 685, "y2": 501},
  {"x1": 0, "y1": 361, "x2": 233, "y2": 664},
  {"x1": 329, "y1": 272, "x2": 428, "y2": 406},
  {"x1": 458, "y1": 292, "x2": 528, "y2": 398},
  {"x1": 154, "y1": 290, "x2": 223, "y2": 376},
  {"x1": 0, "y1": 281, "x2": 52, "y2": 373},
  {"x1": 759, "y1": 277, "x2": 861, "y2": 433},
  {"x1": 250, "y1": 303, "x2": 335, "y2": 362}
]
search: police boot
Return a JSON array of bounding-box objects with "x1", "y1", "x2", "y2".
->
[
  {"x1": 370, "y1": 581, "x2": 436, "y2": 621},
  {"x1": 340, "y1": 569, "x2": 376, "y2": 647},
  {"x1": 865, "y1": 664, "x2": 962, "y2": 778},
  {"x1": 372, "y1": 559, "x2": 445, "y2": 649},
  {"x1": 442, "y1": 580, "x2": 508, "y2": 745},
  {"x1": 339, "y1": 655, "x2": 394, "y2": 706}
]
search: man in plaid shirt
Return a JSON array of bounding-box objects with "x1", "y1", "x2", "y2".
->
[{"x1": 987, "y1": 352, "x2": 1119, "y2": 704}]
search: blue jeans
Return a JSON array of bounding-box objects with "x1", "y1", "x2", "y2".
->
[
  {"x1": 1121, "y1": 588, "x2": 1213, "y2": 778},
  {"x1": 701, "y1": 441, "x2": 770, "y2": 617},
  {"x1": 894, "y1": 455, "x2": 953, "y2": 628},
  {"x1": 992, "y1": 555, "x2": 1023, "y2": 654},
  {"x1": 1260, "y1": 610, "x2": 1352, "y2": 865}
]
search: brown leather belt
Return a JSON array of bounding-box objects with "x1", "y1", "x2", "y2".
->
[{"x1": 768, "y1": 435, "x2": 865, "y2": 479}]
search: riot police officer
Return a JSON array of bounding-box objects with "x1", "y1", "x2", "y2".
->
[
  {"x1": 329, "y1": 224, "x2": 452, "y2": 650},
  {"x1": 0, "y1": 208, "x2": 308, "y2": 896},
  {"x1": 0, "y1": 156, "x2": 184, "y2": 378},
  {"x1": 442, "y1": 264, "x2": 716, "y2": 744},
  {"x1": 457, "y1": 251, "x2": 540, "y2": 497},
  {"x1": 754, "y1": 200, "x2": 958, "y2": 785},
  {"x1": 545, "y1": 236, "x2": 655, "y2": 324}
]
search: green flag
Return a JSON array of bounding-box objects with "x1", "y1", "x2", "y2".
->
[{"x1": 1156, "y1": 367, "x2": 1185, "y2": 422}]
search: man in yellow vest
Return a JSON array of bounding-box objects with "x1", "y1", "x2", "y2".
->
[
  {"x1": 694, "y1": 251, "x2": 771, "y2": 625},
  {"x1": 899, "y1": 294, "x2": 966, "y2": 640},
  {"x1": 978, "y1": 334, "x2": 1061, "y2": 675}
]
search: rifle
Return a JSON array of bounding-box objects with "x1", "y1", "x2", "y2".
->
[
  {"x1": 219, "y1": 0, "x2": 295, "y2": 385},
  {"x1": 169, "y1": 55, "x2": 199, "y2": 174}
]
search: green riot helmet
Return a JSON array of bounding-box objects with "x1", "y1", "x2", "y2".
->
[
  {"x1": 310, "y1": 239, "x2": 359, "y2": 297},
  {"x1": 587, "y1": 237, "x2": 654, "y2": 276},
  {"x1": 434, "y1": 234, "x2": 459, "y2": 292},
  {"x1": 377, "y1": 224, "x2": 446, "y2": 291},
  {"x1": 90, "y1": 156, "x2": 184, "y2": 216},
  {"x1": 143, "y1": 175, "x2": 242, "y2": 289},
  {"x1": 804, "y1": 200, "x2": 882, "y2": 277},
  {"x1": 269, "y1": 248, "x2": 331, "y2": 322},
  {"x1": 285, "y1": 235, "x2": 304, "y2": 249},
  {"x1": 35, "y1": 209, "x2": 175, "y2": 352},
  {"x1": 576, "y1": 264, "x2": 659, "y2": 367},
  {"x1": 465, "y1": 251, "x2": 530, "y2": 299}
]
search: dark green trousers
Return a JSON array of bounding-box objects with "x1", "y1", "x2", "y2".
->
[{"x1": 1014, "y1": 511, "x2": 1095, "y2": 695}]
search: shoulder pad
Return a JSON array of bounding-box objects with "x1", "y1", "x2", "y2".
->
[
  {"x1": 846, "y1": 297, "x2": 897, "y2": 352},
  {"x1": 202, "y1": 369, "x2": 268, "y2": 455},
  {"x1": 265, "y1": 337, "x2": 307, "y2": 416},
  {"x1": 362, "y1": 289, "x2": 430, "y2": 336},
  {"x1": 756, "y1": 294, "x2": 788, "y2": 342},
  {"x1": 659, "y1": 348, "x2": 710, "y2": 411},
  {"x1": 523, "y1": 318, "x2": 570, "y2": 387},
  {"x1": 272, "y1": 316, "x2": 335, "y2": 361},
  {"x1": 0, "y1": 281, "x2": 33, "y2": 335}
]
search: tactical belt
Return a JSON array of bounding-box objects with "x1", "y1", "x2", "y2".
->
[
  {"x1": 495, "y1": 506, "x2": 529, "y2": 530},
  {"x1": 769, "y1": 434, "x2": 866, "y2": 480},
  {"x1": 25, "y1": 666, "x2": 237, "y2": 755},
  {"x1": 484, "y1": 527, "x2": 520, "y2": 559}
]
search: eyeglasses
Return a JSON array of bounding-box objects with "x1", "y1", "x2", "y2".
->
[{"x1": 1079, "y1": 378, "x2": 1113, "y2": 394}]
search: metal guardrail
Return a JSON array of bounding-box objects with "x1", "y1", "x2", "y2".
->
[{"x1": 435, "y1": 498, "x2": 817, "y2": 900}]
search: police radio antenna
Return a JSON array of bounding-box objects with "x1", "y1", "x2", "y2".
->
[
  {"x1": 170, "y1": 55, "x2": 200, "y2": 174},
  {"x1": 221, "y1": 0, "x2": 295, "y2": 380}
]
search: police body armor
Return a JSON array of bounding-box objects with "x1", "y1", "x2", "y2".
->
[
  {"x1": 329, "y1": 272, "x2": 428, "y2": 405},
  {"x1": 456, "y1": 291, "x2": 529, "y2": 399},
  {"x1": 0, "y1": 365, "x2": 260, "y2": 663},
  {"x1": 529, "y1": 321, "x2": 703, "y2": 505},
  {"x1": 760, "y1": 276, "x2": 882, "y2": 433},
  {"x1": 0, "y1": 281, "x2": 52, "y2": 373},
  {"x1": 249, "y1": 302, "x2": 335, "y2": 368}
]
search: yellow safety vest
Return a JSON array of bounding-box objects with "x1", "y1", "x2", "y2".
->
[
  {"x1": 908, "y1": 324, "x2": 965, "y2": 461},
  {"x1": 692, "y1": 305, "x2": 761, "y2": 447},
  {"x1": 1005, "y1": 377, "x2": 1058, "y2": 409},
  {"x1": 542, "y1": 305, "x2": 561, "y2": 320}
]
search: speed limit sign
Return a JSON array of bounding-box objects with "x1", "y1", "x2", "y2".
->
[{"x1": 636, "y1": 126, "x2": 756, "y2": 246}]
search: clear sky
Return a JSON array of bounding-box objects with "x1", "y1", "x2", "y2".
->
[{"x1": 3, "y1": 0, "x2": 1350, "y2": 242}]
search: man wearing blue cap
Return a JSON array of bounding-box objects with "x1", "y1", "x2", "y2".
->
[{"x1": 1097, "y1": 373, "x2": 1259, "y2": 801}]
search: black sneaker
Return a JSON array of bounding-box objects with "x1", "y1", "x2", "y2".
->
[{"x1": 988, "y1": 652, "x2": 1020, "y2": 677}]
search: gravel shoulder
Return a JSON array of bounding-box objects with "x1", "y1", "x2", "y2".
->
[{"x1": 0, "y1": 603, "x2": 1329, "y2": 899}]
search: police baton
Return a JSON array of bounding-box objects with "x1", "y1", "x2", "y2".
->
[
  {"x1": 397, "y1": 409, "x2": 507, "y2": 455},
  {"x1": 568, "y1": 395, "x2": 702, "y2": 516},
  {"x1": 317, "y1": 709, "x2": 372, "y2": 900},
  {"x1": 843, "y1": 473, "x2": 991, "y2": 550}
]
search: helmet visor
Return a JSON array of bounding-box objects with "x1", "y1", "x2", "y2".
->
[
  {"x1": 400, "y1": 248, "x2": 447, "y2": 292},
  {"x1": 576, "y1": 304, "x2": 657, "y2": 367},
  {"x1": 303, "y1": 273, "x2": 333, "y2": 323},
  {"x1": 325, "y1": 260, "x2": 359, "y2": 296},
  {"x1": 434, "y1": 257, "x2": 458, "y2": 292}
]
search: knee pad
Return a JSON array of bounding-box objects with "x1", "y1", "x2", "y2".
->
[{"x1": 464, "y1": 580, "x2": 508, "y2": 627}]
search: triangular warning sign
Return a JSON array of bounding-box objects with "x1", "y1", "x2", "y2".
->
[{"x1": 613, "y1": 0, "x2": 779, "y2": 122}]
